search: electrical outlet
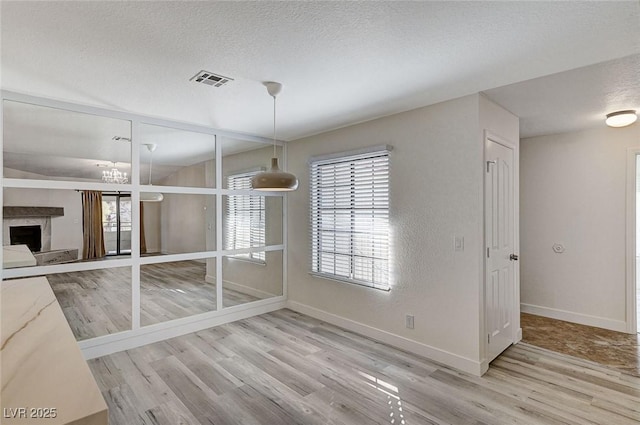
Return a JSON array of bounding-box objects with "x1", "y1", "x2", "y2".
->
[
  {"x1": 405, "y1": 314, "x2": 414, "y2": 329},
  {"x1": 454, "y1": 235, "x2": 464, "y2": 252}
]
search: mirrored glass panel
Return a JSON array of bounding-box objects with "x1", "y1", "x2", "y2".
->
[
  {"x1": 141, "y1": 193, "x2": 215, "y2": 255},
  {"x1": 220, "y1": 136, "x2": 282, "y2": 189},
  {"x1": 141, "y1": 258, "x2": 216, "y2": 326},
  {"x1": 139, "y1": 124, "x2": 215, "y2": 188},
  {"x1": 222, "y1": 250, "x2": 283, "y2": 308},
  {"x1": 3, "y1": 100, "x2": 131, "y2": 182},
  {"x1": 2, "y1": 188, "x2": 95, "y2": 269},
  {"x1": 2, "y1": 188, "x2": 137, "y2": 268},
  {"x1": 46, "y1": 267, "x2": 132, "y2": 340},
  {"x1": 222, "y1": 195, "x2": 283, "y2": 251}
]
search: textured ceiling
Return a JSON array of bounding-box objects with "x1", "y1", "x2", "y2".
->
[
  {"x1": 484, "y1": 54, "x2": 640, "y2": 138},
  {"x1": 1, "y1": 1, "x2": 639, "y2": 141}
]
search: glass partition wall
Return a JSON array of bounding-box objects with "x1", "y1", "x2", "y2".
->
[{"x1": 1, "y1": 93, "x2": 286, "y2": 352}]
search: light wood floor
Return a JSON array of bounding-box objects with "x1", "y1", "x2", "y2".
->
[
  {"x1": 88, "y1": 309, "x2": 640, "y2": 425},
  {"x1": 47, "y1": 261, "x2": 260, "y2": 341}
]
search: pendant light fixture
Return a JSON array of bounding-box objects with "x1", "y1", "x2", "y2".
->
[
  {"x1": 605, "y1": 110, "x2": 637, "y2": 128},
  {"x1": 251, "y1": 82, "x2": 299, "y2": 191},
  {"x1": 141, "y1": 143, "x2": 164, "y2": 202}
]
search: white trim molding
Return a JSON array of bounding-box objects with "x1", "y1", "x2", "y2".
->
[
  {"x1": 521, "y1": 303, "x2": 628, "y2": 333},
  {"x1": 625, "y1": 148, "x2": 639, "y2": 334},
  {"x1": 286, "y1": 300, "x2": 485, "y2": 377}
]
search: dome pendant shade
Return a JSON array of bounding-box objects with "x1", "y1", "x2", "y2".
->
[
  {"x1": 251, "y1": 81, "x2": 298, "y2": 191},
  {"x1": 251, "y1": 158, "x2": 298, "y2": 191}
]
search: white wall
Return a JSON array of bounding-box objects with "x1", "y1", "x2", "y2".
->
[
  {"x1": 142, "y1": 202, "x2": 161, "y2": 253},
  {"x1": 286, "y1": 94, "x2": 518, "y2": 375},
  {"x1": 520, "y1": 124, "x2": 640, "y2": 332}
]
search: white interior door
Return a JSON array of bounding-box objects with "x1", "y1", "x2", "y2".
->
[{"x1": 485, "y1": 136, "x2": 516, "y2": 362}]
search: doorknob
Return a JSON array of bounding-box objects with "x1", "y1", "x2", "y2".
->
[{"x1": 510, "y1": 254, "x2": 519, "y2": 261}]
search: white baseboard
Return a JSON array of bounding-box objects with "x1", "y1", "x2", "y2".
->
[
  {"x1": 223, "y1": 280, "x2": 276, "y2": 299},
  {"x1": 286, "y1": 300, "x2": 484, "y2": 377},
  {"x1": 204, "y1": 275, "x2": 276, "y2": 300},
  {"x1": 521, "y1": 303, "x2": 627, "y2": 333}
]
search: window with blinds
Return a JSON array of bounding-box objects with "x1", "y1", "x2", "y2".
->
[
  {"x1": 310, "y1": 146, "x2": 390, "y2": 290},
  {"x1": 225, "y1": 171, "x2": 265, "y2": 262}
]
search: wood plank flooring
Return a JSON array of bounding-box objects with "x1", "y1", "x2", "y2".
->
[
  {"x1": 47, "y1": 261, "x2": 260, "y2": 341},
  {"x1": 88, "y1": 309, "x2": 640, "y2": 425},
  {"x1": 521, "y1": 312, "x2": 640, "y2": 378}
]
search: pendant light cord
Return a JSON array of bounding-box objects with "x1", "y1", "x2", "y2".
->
[
  {"x1": 148, "y1": 150, "x2": 153, "y2": 185},
  {"x1": 272, "y1": 95, "x2": 277, "y2": 158}
]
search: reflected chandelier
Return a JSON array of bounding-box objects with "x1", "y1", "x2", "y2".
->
[{"x1": 102, "y1": 162, "x2": 129, "y2": 184}]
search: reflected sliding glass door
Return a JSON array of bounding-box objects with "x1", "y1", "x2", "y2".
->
[{"x1": 102, "y1": 193, "x2": 132, "y2": 256}]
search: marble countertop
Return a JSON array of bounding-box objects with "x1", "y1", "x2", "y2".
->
[
  {"x1": 3, "y1": 244, "x2": 37, "y2": 268},
  {"x1": 1, "y1": 276, "x2": 107, "y2": 425}
]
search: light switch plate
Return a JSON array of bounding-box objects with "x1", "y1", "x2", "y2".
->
[
  {"x1": 405, "y1": 314, "x2": 414, "y2": 329},
  {"x1": 454, "y1": 236, "x2": 464, "y2": 252}
]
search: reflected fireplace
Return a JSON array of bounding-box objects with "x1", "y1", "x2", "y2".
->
[{"x1": 10, "y1": 225, "x2": 42, "y2": 252}]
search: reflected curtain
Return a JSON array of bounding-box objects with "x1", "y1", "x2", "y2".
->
[
  {"x1": 140, "y1": 202, "x2": 147, "y2": 255},
  {"x1": 81, "y1": 190, "x2": 106, "y2": 260}
]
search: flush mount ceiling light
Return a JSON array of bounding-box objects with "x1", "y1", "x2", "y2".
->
[
  {"x1": 251, "y1": 82, "x2": 299, "y2": 191},
  {"x1": 605, "y1": 110, "x2": 637, "y2": 128},
  {"x1": 141, "y1": 143, "x2": 164, "y2": 202}
]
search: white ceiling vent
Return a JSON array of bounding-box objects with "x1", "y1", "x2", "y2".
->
[{"x1": 190, "y1": 70, "x2": 233, "y2": 87}]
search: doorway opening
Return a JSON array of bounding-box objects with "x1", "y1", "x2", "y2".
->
[{"x1": 102, "y1": 193, "x2": 132, "y2": 256}]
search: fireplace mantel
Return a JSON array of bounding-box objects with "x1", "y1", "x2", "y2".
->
[{"x1": 3, "y1": 206, "x2": 64, "y2": 218}]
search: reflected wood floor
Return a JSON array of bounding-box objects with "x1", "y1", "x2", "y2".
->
[
  {"x1": 47, "y1": 261, "x2": 259, "y2": 341},
  {"x1": 521, "y1": 313, "x2": 640, "y2": 378},
  {"x1": 88, "y1": 309, "x2": 640, "y2": 425}
]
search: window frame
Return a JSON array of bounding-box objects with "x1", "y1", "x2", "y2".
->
[{"x1": 309, "y1": 145, "x2": 392, "y2": 290}]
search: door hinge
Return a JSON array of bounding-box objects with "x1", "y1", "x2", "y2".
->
[
  {"x1": 487, "y1": 247, "x2": 490, "y2": 258},
  {"x1": 488, "y1": 333, "x2": 491, "y2": 344},
  {"x1": 486, "y1": 160, "x2": 496, "y2": 172}
]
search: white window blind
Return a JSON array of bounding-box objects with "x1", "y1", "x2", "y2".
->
[
  {"x1": 226, "y1": 171, "x2": 265, "y2": 262},
  {"x1": 310, "y1": 147, "x2": 390, "y2": 290}
]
